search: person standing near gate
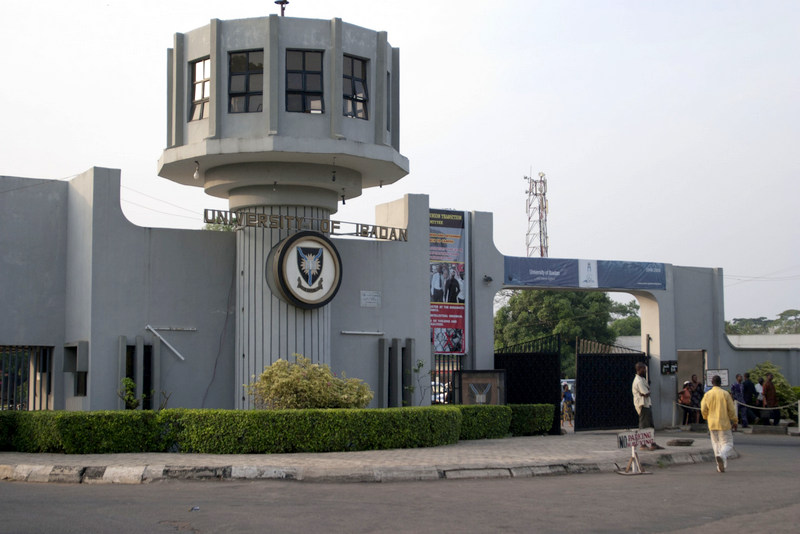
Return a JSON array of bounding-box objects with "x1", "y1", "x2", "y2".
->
[
  {"x1": 762, "y1": 373, "x2": 780, "y2": 425},
  {"x1": 701, "y1": 374, "x2": 738, "y2": 473},
  {"x1": 631, "y1": 362, "x2": 665, "y2": 451}
]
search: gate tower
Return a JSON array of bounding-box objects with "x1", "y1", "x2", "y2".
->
[{"x1": 157, "y1": 15, "x2": 408, "y2": 407}]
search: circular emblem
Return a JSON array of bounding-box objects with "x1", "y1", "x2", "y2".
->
[{"x1": 268, "y1": 231, "x2": 342, "y2": 309}]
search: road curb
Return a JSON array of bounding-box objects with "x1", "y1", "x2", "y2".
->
[{"x1": 0, "y1": 449, "x2": 717, "y2": 484}]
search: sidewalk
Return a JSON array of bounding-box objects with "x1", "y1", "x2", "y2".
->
[{"x1": 0, "y1": 429, "x2": 717, "y2": 485}]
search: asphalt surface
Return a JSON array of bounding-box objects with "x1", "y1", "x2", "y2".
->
[{"x1": 0, "y1": 426, "x2": 750, "y2": 485}]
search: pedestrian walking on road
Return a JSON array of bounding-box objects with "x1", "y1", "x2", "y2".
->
[
  {"x1": 631, "y1": 362, "x2": 664, "y2": 451},
  {"x1": 701, "y1": 374, "x2": 738, "y2": 473}
]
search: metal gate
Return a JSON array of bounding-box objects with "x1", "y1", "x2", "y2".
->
[
  {"x1": 495, "y1": 335, "x2": 562, "y2": 435},
  {"x1": 574, "y1": 339, "x2": 647, "y2": 431},
  {"x1": 1, "y1": 346, "x2": 53, "y2": 411}
]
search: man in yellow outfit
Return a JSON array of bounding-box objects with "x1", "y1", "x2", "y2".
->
[{"x1": 701, "y1": 374, "x2": 738, "y2": 473}]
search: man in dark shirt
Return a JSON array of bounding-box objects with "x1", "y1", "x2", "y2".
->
[
  {"x1": 762, "y1": 373, "x2": 780, "y2": 426},
  {"x1": 742, "y1": 373, "x2": 757, "y2": 425}
]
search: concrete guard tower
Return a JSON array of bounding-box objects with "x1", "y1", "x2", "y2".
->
[{"x1": 157, "y1": 15, "x2": 408, "y2": 407}]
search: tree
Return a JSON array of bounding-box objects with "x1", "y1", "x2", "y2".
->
[
  {"x1": 609, "y1": 299, "x2": 640, "y2": 337},
  {"x1": 725, "y1": 316, "x2": 771, "y2": 335},
  {"x1": 774, "y1": 309, "x2": 800, "y2": 334},
  {"x1": 494, "y1": 290, "x2": 615, "y2": 378},
  {"x1": 724, "y1": 309, "x2": 800, "y2": 335},
  {"x1": 203, "y1": 222, "x2": 233, "y2": 232}
]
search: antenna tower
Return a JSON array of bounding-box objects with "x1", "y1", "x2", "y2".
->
[{"x1": 524, "y1": 171, "x2": 549, "y2": 257}]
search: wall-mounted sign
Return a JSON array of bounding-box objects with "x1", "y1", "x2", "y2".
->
[
  {"x1": 204, "y1": 209, "x2": 407, "y2": 241},
  {"x1": 706, "y1": 369, "x2": 729, "y2": 387},
  {"x1": 267, "y1": 231, "x2": 342, "y2": 309},
  {"x1": 430, "y1": 209, "x2": 469, "y2": 356}
]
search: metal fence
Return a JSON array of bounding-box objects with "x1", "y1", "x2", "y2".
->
[
  {"x1": 1, "y1": 346, "x2": 53, "y2": 411},
  {"x1": 432, "y1": 353, "x2": 463, "y2": 404}
]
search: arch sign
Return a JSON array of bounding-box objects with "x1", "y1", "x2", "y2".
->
[{"x1": 504, "y1": 257, "x2": 666, "y2": 291}]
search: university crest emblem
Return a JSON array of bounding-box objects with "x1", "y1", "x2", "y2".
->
[
  {"x1": 296, "y1": 246, "x2": 324, "y2": 292},
  {"x1": 267, "y1": 231, "x2": 342, "y2": 309}
]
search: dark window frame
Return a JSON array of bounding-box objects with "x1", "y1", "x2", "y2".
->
[
  {"x1": 286, "y1": 49, "x2": 325, "y2": 114},
  {"x1": 229, "y1": 49, "x2": 264, "y2": 113},
  {"x1": 343, "y1": 55, "x2": 369, "y2": 120},
  {"x1": 190, "y1": 57, "x2": 211, "y2": 121}
]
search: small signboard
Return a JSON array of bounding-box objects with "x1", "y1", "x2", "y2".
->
[
  {"x1": 617, "y1": 428, "x2": 654, "y2": 449},
  {"x1": 706, "y1": 369, "x2": 729, "y2": 387},
  {"x1": 616, "y1": 428, "x2": 655, "y2": 475}
]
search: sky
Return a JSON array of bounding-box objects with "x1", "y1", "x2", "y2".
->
[{"x1": 1, "y1": 0, "x2": 798, "y2": 321}]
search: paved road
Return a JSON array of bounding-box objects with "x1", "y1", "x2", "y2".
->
[{"x1": 0, "y1": 431, "x2": 797, "y2": 533}]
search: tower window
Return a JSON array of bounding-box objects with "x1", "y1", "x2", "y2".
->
[
  {"x1": 190, "y1": 57, "x2": 211, "y2": 121},
  {"x1": 286, "y1": 50, "x2": 324, "y2": 114},
  {"x1": 229, "y1": 50, "x2": 264, "y2": 113},
  {"x1": 343, "y1": 55, "x2": 368, "y2": 120}
]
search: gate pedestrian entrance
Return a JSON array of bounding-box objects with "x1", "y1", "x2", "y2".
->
[{"x1": 574, "y1": 339, "x2": 646, "y2": 431}]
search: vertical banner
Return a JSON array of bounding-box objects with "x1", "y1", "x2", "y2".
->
[{"x1": 430, "y1": 209, "x2": 468, "y2": 355}]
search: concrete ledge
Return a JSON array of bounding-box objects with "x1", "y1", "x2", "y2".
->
[
  {"x1": 25, "y1": 465, "x2": 53, "y2": 483},
  {"x1": 691, "y1": 451, "x2": 715, "y2": 464},
  {"x1": 0, "y1": 465, "x2": 15, "y2": 480},
  {"x1": 750, "y1": 425, "x2": 787, "y2": 435},
  {"x1": 82, "y1": 466, "x2": 107, "y2": 483},
  {"x1": 231, "y1": 465, "x2": 299, "y2": 480},
  {"x1": 443, "y1": 468, "x2": 512, "y2": 480},
  {"x1": 103, "y1": 466, "x2": 145, "y2": 484},
  {"x1": 49, "y1": 465, "x2": 85, "y2": 483},
  {"x1": 375, "y1": 467, "x2": 441, "y2": 482},
  {"x1": 163, "y1": 465, "x2": 232, "y2": 480},
  {"x1": 143, "y1": 465, "x2": 166, "y2": 483},
  {"x1": 662, "y1": 452, "x2": 696, "y2": 465},
  {"x1": 297, "y1": 467, "x2": 377, "y2": 482},
  {"x1": 565, "y1": 463, "x2": 600, "y2": 474}
]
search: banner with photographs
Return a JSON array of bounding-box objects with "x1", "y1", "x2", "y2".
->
[{"x1": 430, "y1": 209, "x2": 468, "y2": 355}]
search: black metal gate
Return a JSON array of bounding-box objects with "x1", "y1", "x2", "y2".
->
[
  {"x1": 574, "y1": 339, "x2": 647, "y2": 431},
  {"x1": 1, "y1": 346, "x2": 53, "y2": 411},
  {"x1": 495, "y1": 335, "x2": 562, "y2": 435}
]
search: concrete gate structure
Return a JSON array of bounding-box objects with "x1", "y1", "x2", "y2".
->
[{"x1": 0, "y1": 13, "x2": 797, "y2": 426}]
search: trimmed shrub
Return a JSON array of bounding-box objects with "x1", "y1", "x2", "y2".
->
[
  {"x1": 247, "y1": 355, "x2": 373, "y2": 409},
  {"x1": 57, "y1": 411, "x2": 160, "y2": 454},
  {"x1": 0, "y1": 411, "x2": 18, "y2": 450},
  {"x1": 457, "y1": 405, "x2": 512, "y2": 440},
  {"x1": 156, "y1": 406, "x2": 461, "y2": 454},
  {"x1": 11, "y1": 411, "x2": 160, "y2": 454},
  {"x1": 11, "y1": 411, "x2": 63, "y2": 452},
  {"x1": 509, "y1": 404, "x2": 555, "y2": 436}
]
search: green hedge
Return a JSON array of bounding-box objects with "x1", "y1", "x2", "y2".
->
[
  {"x1": 4, "y1": 406, "x2": 462, "y2": 454},
  {"x1": 1, "y1": 404, "x2": 554, "y2": 453},
  {"x1": 0, "y1": 411, "x2": 18, "y2": 451},
  {"x1": 10, "y1": 411, "x2": 161, "y2": 454},
  {"x1": 457, "y1": 405, "x2": 512, "y2": 440},
  {"x1": 509, "y1": 404, "x2": 555, "y2": 436}
]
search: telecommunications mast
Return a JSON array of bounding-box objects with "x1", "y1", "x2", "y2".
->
[{"x1": 524, "y1": 171, "x2": 549, "y2": 257}]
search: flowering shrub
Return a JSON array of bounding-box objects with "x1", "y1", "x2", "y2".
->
[{"x1": 248, "y1": 354, "x2": 373, "y2": 409}]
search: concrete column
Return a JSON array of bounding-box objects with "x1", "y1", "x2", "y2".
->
[{"x1": 235, "y1": 204, "x2": 332, "y2": 409}]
